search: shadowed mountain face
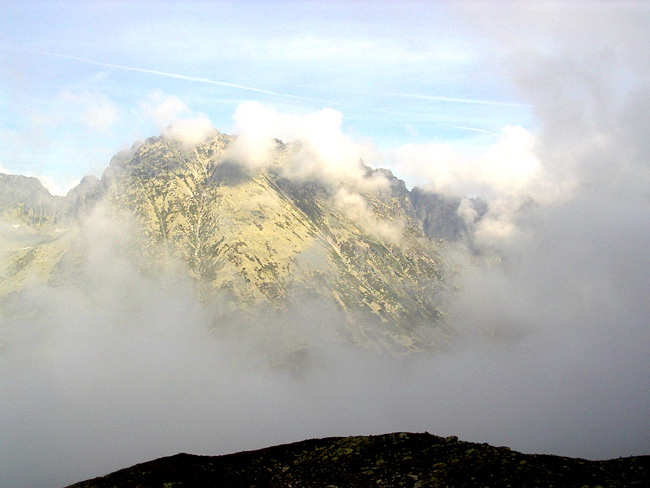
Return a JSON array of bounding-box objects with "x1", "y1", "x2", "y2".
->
[
  {"x1": 0, "y1": 131, "x2": 476, "y2": 352},
  {"x1": 65, "y1": 432, "x2": 650, "y2": 488}
]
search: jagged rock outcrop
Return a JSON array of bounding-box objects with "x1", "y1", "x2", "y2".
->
[{"x1": 0, "y1": 173, "x2": 63, "y2": 227}]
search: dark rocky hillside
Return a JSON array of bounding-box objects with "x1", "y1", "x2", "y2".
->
[{"x1": 65, "y1": 432, "x2": 650, "y2": 488}]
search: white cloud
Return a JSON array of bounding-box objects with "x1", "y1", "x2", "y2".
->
[
  {"x1": 3, "y1": 202, "x2": 649, "y2": 488},
  {"x1": 162, "y1": 116, "x2": 214, "y2": 148},
  {"x1": 57, "y1": 91, "x2": 120, "y2": 132},
  {"x1": 140, "y1": 91, "x2": 215, "y2": 147},
  {"x1": 474, "y1": 126, "x2": 544, "y2": 196},
  {"x1": 31, "y1": 173, "x2": 77, "y2": 196},
  {"x1": 229, "y1": 102, "x2": 385, "y2": 191},
  {"x1": 333, "y1": 187, "x2": 403, "y2": 244},
  {"x1": 227, "y1": 102, "x2": 400, "y2": 239},
  {"x1": 227, "y1": 102, "x2": 280, "y2": 170},
  {"x1": 391, "y1": 126, "x2": 548, "y2": 199},
  {"x1": 389, "y1": 125, "x2": 570, "y2": 245},
  {"x1": 140, "y1": 90, "x2": 188, "y2": 127},
  {"x1": 456, "y1": 197, "x2": 477, "y2": 226}
]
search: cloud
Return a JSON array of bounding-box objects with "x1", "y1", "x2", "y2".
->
[
  {"x1": 162, "y1": 117, "x2": 214, "y2": 148},
  {"x1": 453, "y1": 2, "x2": 650, "y2": 192},
  {"x1": 140, "y1": 90, "x2": 215, "y2": 147},
  {"x1": 31, "y1": 173, "x2": 78, "y2": 196},
  {"x1": 389, "y1": 125, "x2": 569, "y2": 245},
  {"x1": 57, "y1": 91, "x2": 120, "y2": 132},
  {"x1": 226, "y1": 102, "x2": 397, "y2": 238},
  {"x1": 333, "y1": 187, "x2": 403, "y2": 244},
  {"x1": 229, "y1": 101, "x2": 381, "y2": 188},
  {"x1": 0, "y1": 90, "x2": 124, "y2": 194},
  {"x1": 35, "y1": 49, "x2": 339, "y2": 106},
  {"x1": 439, "y1": 0, "x2": 650, "y2": 460},
  {"x1": 223, "y1": 103, "x2": 409, "y2": 249},
  {"x1": 225, "y1": 102, "x2": 280, "y2": 170},
  {"x1": 456, "y1": 197, "x2": 477, "y2": 226},
  {"x1": 2, "y1": 201, "x2": 649, "y2": 488},
  {"x1": 3, "y1": 75, "x2": 650, "y2": 488},
  {"x1": 140, "y1": 90, "x2": 189, "y2": 127},
  {"x1": 390, "y1": 126, "x2": 544, "y2": 199}
]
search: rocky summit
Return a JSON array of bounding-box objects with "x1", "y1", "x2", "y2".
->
[
  {"x1": 0, "y1": 131, "x2": 477, "y2": 353},
  {"x1": 65, "y1": 432, "x2": 650, "y2": 488}
]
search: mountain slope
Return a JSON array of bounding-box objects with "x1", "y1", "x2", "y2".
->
[
  {"x1": 0, "y1": 131, "x2": 473, "y2": 352},
  {"x1": 65, "y1": 432, "x2": 650, "y2": 488}
]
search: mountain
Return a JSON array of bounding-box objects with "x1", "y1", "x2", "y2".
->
[
  {"x1": 64, "y1": 432, "x2": 650, "y2": 488},
  {"x1": 0, "y1": 131, "x2": 478, "y2": 353}
]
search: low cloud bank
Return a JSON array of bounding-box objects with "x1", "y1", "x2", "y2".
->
[
  {"x1": 3, "y1": 276, "x2": 648, "y2": 488},
  {"x1": 2, "y1": 195, "x2": 650, "y2": 488}
]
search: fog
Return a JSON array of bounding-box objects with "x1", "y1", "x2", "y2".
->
[
  {"x1": 3, "y1": 4, "x2": 650, "y2": 488},
  {"x1": 3, "y1": 163, "x2": 650, "y2": 488},
  {"x1": 3, "y1": 212, "x2": 649, "y2": 488}
]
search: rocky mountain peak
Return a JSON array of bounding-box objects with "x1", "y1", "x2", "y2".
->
[{"x1": 0, "y1": 132, "x2": 478, "y2": 353}]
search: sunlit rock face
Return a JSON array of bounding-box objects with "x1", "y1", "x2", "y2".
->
[{"x1": 0, "y1": 132, "x2": 476, "y2": 353}]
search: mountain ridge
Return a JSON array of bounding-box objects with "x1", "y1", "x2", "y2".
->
[
  {"x1": 64, "y1": 432, "x2": 650, "y2": 488},
  {"x1": 0, "y1": 131, "x2": 479, "y2": 352}
]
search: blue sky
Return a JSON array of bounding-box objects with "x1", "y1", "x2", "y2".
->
[{"x1": 0, "y1": 0, "x2": 533, "y2": 193}]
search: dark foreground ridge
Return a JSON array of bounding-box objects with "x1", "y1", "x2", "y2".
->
[{"x1": 66, "y1": 432, "x2": 649, "y2": 488}]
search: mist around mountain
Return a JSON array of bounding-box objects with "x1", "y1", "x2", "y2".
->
[
  {"x1": 1, "y1": 130, "x2": 479, "y2": 357},
  {"x1": 3, "y1": 3, "x2": 650, "y2": 487},
  {"x1": 0, "y1": 129, "x2": 486, "y2": 487},
  {"x1": 2, "y1": 118, "x2": 649, "y2": 488},
  {"x1": 4, "y1": 22, "x2": 650, "y2": 482}
]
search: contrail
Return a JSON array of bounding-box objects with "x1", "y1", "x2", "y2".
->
[
  {"x1": 130, "y1": 107, "x2": 145, "y2": 123},
  {"x1": 392, "y1": 92, "x2": 531, "y2": 108},
  {"x1": 35, "y1": 49, "x2": 525, "y2": 112},
  {"x1": 36, "y1": 50, "x2": 345, "y2": 107},
  {"x1": 432, "y1": 122, "x2": 500, "y2": 135},
  {"x1": 5, "y1": 46, "x2": 510, "y2": 136},
  {"x1": 370, "y1": 108, "x2": 500, "y2": 136}
]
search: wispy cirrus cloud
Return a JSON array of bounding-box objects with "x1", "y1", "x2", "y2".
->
[
  {"x1": 392, "y1": 92, "x2": 531, "y2": 107},
  {"x1": 33, "y1": 49, "x2": 345, "y2": 107}
]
